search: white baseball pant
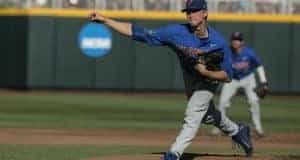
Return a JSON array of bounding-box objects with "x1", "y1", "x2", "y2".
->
[
  {"x1": 170, "y1": 90, "x2": 239, "y2": 157},
  {"x1": 219, "y1": 73, "x2": 263, "y2": 134}
]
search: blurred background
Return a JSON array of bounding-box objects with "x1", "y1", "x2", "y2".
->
[
  {"x1": 0, "y1": 0, "x2": 299, "y2": 119},
  {"x1": 0, "y1": 0, "x2": 300, "y2": 93},
  {"x1": 1, "y1": 0, "x2": 300, "y2": 14}
]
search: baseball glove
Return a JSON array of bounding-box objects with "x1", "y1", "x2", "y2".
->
[
  {"x1": 198, "y1": 51, "x2": 224, "y2": 71},
  {"x1": 254, "y1": 82, "x2": 269, "y2": 99}
]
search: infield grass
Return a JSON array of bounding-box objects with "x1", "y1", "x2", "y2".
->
[{"x1": 0, "y1": 90, "x2": 299, "y2": 132}]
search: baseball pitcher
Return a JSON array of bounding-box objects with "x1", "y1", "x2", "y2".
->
[
  {"x1": 212, "y1": 31, "x2": 269, "y2": 137},
  {"x1": 89, "y1": 0, "x2": 253, "y2": 159}
]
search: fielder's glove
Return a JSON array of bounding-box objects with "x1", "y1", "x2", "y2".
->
[
  {"x1": 198, "y1": 51, "x2": 224, "y2": 71},
  {"x1": 254, "y1": 82, "x2": 269, "y2": 99}
]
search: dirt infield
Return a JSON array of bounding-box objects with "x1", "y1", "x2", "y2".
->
[
  {"x1": 91, "y1": 154, "x2": 300, "y2": 160},
  {"x1": 0, "y1": 128, "x2": 299, "y2": 160}
]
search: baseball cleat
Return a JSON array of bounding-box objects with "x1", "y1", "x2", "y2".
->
[
  {"x1": 232, "y1": 124, "x2": 253, "y2": 157},
  {"x1": 211, "y1": 127, "x2": 221, "y2": 136},
  {"x1": 164, "y1": 151, "x2": 179, "y2": 160},
  {"x1": 254, "y1": 129, "x2": 265, "y2": 138}
]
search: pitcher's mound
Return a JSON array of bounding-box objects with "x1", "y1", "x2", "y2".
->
[
  {"x1": 88, "y1": 154, "x2": 160, "y2": 160},
  {"x1": 87, "y1": 153, "x2": 300, "y2": 160}
]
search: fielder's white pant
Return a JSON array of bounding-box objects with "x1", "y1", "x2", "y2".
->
[
  {"x1": 219, "y1": 73, "x2": 263, "y2": 134},
  {"x1": 170, "y1": 91, "x2": 239, "y2": 157}
]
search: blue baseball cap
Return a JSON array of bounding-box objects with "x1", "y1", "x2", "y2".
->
[
  {"x1": 182, "y1": 0, "x2": 208, "y2": 12},
  {"x1": 231, "y1": 31, "x2": 244, "y2": 41}
]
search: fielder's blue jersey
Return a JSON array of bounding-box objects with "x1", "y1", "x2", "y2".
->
[
  {"x1": 231, "y1": 47, "x2": 262, "y2": 80},
  {"x1": 132, "y1": 23, "x2": 233, "y2": 97}
]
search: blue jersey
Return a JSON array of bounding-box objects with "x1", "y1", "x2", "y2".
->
[
  {"x1": 132, "y1": 23, "x2": 233, "y2": 97},
  {"x1": 231, "y1": 47, "x2": 262, "y2": 80}
]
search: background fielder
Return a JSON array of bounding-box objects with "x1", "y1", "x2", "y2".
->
[{"x1": 212, "y1": 31, "x2": 269, "y2": 137}]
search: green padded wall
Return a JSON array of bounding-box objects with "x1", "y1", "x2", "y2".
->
[
  {"x1": 0, "y1": 17, "x2": 27, "y2": 88},
  {"x1": 54, "y1": 18, "x2": 95, "y2": 88},
  {"x1": 252, "y1": 23, "x2": 291, "y2": 92},
  {"x1": 1, "y1": 15, "x2": 299, "y2": 93},
  {"x1": 291, "y1": 24, "x2": 300, "y2": 92},
  {"x1": 95, "y1": 20, "x2": 135, "y2": 89},
  {"x1": 27, "y1": 17, "x2": 55, "y2": 88},
  {"x1": 132, "y1": 20, "x2": 177, "y2": 90}
]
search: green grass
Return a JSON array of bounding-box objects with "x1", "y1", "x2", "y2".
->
[
  {"x1": 0, "y1": 144, "x2": 299, "y2": 160},
  {"x1": 0, "y1": 144, "x2": 164, "y2": 160},
  {"x1": 0, "y1": 91, "x2": 185, "y2": 129},
  {"x1": 0, "y1": 91, "x2": 299, "y2": 132}
]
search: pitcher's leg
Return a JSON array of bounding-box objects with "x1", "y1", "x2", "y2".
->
[
  {"x1": 203, "y1": 101, "x2": 239, "y2": 136},
  {"x1": 202, "y1": 101, "x2": 253, "y2": 156},
  {"x1": 170, "y1": 91, "x2": 213, "y2": 157},
  {"x1": 218, "y1": 111, "x2": 239, "y2": 136},
  {"x1": 219, "y1": 81, "x2": 239, "y2": 117},
  {"x1": 211, "y1": 82, "x2": 238, "y2": 135}
]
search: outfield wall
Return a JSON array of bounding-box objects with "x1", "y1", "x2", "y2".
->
[
  {"x1": 0, "y1": 9, "x2": 299, "y2": 93},
  {"x1": 0, "y1": 16, "x2": 28, "y2": 89}
]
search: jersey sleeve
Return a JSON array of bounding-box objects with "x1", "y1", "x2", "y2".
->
[
  {"x1": 131, "y1": 24, "x2": 174, "y2": 46},
  {"x1": 220, "y1": 45, "x2": 233, "y2": 80},
  {"x1": 249, "y1": 48, "x2": 262, "y2": 67}
]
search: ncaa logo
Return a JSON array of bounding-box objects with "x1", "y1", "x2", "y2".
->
[{"x1": 78, "y1": 22, "x2": 112, "y2": 58}]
